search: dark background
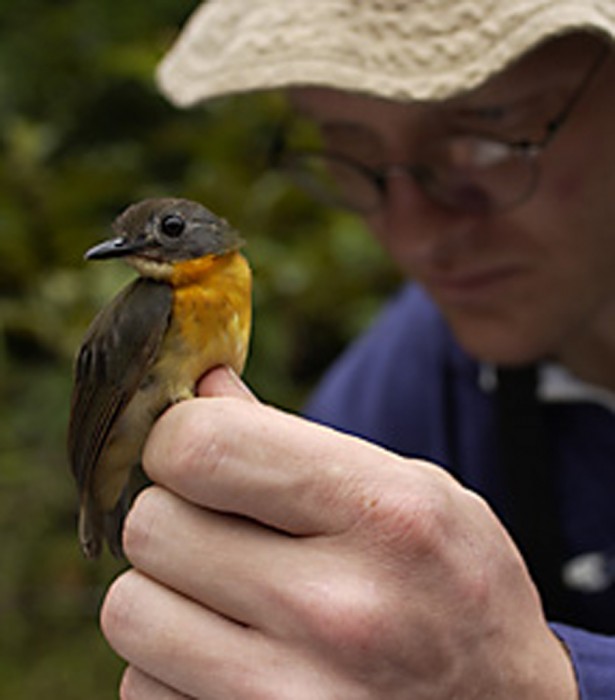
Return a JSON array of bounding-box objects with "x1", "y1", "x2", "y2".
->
[{"x1": 0, "y1": 1, "x2": 399, "y2": 696}]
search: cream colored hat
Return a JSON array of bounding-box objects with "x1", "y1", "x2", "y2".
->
[{"x1": 157, "y1": 0, "x2": 615, "y2": 107}]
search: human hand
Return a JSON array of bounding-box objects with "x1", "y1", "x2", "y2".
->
[{"x1": 101, "y1": 367, "x2": 577, "y2": 699}]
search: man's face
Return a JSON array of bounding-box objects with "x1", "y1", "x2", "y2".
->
[{"x1": 292, "y1": 35, "x2": 615, "y2": 376}]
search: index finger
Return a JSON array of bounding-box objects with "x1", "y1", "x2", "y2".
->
[
  {"x1": 197, "y1": 365, "x2": 258, "y2": 402},
  {"x1": 142, "y1": 397, "x2": 406, "y2": 535}
]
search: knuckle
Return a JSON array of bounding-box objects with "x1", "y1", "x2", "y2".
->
[
  {"x1": 119, "y1": 668, "x2": 138, "y2": 700},
  {"x1": 358, "y1": 464, "x2": 458, "y2": 556},
  {"x1": 159, "y1": 399, "x2": 234, "y2": 486},
  {"x1": 119, "y1": 668, "x2": 171, "y2": 700},
  {"x1": 293, "y1": 574, "x2": 390, "y2": 658},
  {"x1": 100, "y1": 570, "x2": 139, "y2": 646},
  {"x1": 122, "y1": 486, "x2": 167, "y2": 560}
]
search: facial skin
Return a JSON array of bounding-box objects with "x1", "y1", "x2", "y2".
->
[{"x1": 292, "y1": 35, "x2": 615, "y2": 390}]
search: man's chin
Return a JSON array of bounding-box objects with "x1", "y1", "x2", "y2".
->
[{"x1": 446, "y1": 315, "x2": 551, "y2": 367}]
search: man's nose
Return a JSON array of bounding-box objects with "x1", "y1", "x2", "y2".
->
[{"x1": 380, "y1": 169, "x2": 481, "y2": 263}]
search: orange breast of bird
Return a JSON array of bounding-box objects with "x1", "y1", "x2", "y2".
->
[{"x1": 163, "y1": 249, "x2": 252, "y2": 395}]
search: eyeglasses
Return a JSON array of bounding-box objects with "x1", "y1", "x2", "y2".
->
[{"x1": 270, "y1": 47, "x2": 609, "y2": 216}]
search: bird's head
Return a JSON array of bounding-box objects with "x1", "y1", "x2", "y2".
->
[{"x1": 85, "y1": 198, "x2": 243, "y2": 277}]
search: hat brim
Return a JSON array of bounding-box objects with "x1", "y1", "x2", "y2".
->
[{"x1": 157, "y1": 0, "x2": 615, "y2": 107}]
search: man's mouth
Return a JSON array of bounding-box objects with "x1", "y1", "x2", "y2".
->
[{"x1": 424, "y1": 265, "x2": 525, "y2": 303}]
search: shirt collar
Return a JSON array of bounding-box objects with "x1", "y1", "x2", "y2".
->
[{"x1": 479, "y1": 363, "x2": 615, "y2": 414}]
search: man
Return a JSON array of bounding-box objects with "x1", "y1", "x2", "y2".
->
[{"x1": 101, "y1": 1, "x2": 615, "y2": 698}]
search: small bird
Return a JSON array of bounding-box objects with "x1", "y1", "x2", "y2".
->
[{"x1": 68, "y1": 198, "x2": 252, "y2": 558}]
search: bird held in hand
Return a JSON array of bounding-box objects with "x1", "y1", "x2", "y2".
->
[{"x1": 68, "y1": 198, "x2": 252, "y2": 558}]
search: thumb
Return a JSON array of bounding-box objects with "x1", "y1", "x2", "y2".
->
[{"x1": 197, "y1": 365, "x2": 258, "y2": 402}]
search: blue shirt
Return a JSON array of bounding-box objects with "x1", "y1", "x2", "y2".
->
[{"x1": 305, "y1": 283, "x2": 615, "y2": 698}]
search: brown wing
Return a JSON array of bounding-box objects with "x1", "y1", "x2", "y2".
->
[{"x1": 68, "y1": 277, "x2": 173, "y2": 494}]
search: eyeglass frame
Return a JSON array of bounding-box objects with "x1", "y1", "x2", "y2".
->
[{"x1": 269, "y1": 44, "x2": 610, "y2": 215}]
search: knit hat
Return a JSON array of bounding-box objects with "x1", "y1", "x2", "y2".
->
[{"x1": 157, "y1": 0, "x2": 615, "y2": 107}]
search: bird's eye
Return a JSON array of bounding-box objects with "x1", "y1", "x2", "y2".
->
[{"x1": 161, "y1": 214, "x2": 185, "y2": 237}]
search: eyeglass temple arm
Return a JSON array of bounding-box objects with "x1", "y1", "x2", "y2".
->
[{"x1": 544, "y1": 43, "x2": 610, "y2": 140}]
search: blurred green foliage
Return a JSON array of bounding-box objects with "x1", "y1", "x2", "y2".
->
[{"x1": 0, "y1": 1, "x2": 400, "y2": 697}]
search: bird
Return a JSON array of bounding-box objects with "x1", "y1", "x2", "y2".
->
[{"x1": 68, "y1": 197, "x2": 252, "y2": 558}]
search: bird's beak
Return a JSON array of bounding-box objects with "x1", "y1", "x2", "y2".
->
[{"x1": 84, "y1": 236, "x2": 148, "y2": 261}]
